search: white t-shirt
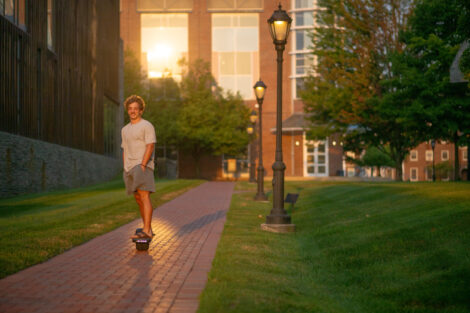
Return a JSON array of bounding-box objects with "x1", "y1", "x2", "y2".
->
[{"x1": 121, "y1": 119, "x2": 157, "y2": 172}]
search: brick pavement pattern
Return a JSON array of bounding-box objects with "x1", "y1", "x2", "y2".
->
[{"x1": 0, "y1": 182, "x2": 235, "y2": 313}]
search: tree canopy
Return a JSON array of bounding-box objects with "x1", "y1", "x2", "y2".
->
[
  {"x1": 124, "y1": 53, "x2": 252, "y2": 177},
  {"x1": 302, "y1": 0, "x2": 470, "y2": 180}
]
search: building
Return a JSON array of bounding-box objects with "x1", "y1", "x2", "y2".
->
[
  {"x1": 403, "y1": 142, "x2": 468, "y2": 181},
  {"x1": 120, "y1": 0, "x2": 345, "y2": 180},
  {"x1": 0, "y1": 0, "x2": 123, "y2": 197}
]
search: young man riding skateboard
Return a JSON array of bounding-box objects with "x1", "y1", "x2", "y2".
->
[{"x1": 121, "y1": 95, "x2": 156, "y2": 239}]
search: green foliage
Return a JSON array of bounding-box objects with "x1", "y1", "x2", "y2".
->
[
  {"x1": 177, "y1": 59, "x2": 251, "y2": 170},
  {"x1": 303, "y1": 0, "x2": 470, "y2": 181},
  {"x1": 427, "y1": 161, "x2": 454, "y2": 181},
  {"x1": 146, "y1": 77, "x2": 182, "y2": 146},
  {"x1": 123, "y1": 49, "x2": 147, "y2": 102},
  {"x1": 123, "y1": 55, "x2": 252, "y2": 175},
  {"x1": 302, "y1": 0, "x2": 415, "y2": 180},
  {"x1": 362, "y1": 146, "x2": 394, "y2": 168}
]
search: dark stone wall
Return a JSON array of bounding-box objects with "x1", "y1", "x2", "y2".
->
[{"x1": 0, "y1": 131, "x2": 121, "y2": 198}]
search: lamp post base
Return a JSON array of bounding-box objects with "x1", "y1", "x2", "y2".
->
[
  {"x1": 265, "y1": 213, "x2": 291, "y2": 224},
  {"x1": 261, "y1": 223, "x2": 296, "y2": 233}
]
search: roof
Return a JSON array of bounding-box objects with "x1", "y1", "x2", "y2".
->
[
  {"x1": 270, "y1": 112, "x2": 308, "y2": 132},
  {"x1": 450, "y1": 40, "x2": 469, "y2": 83}
]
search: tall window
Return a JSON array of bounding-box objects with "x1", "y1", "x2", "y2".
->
[
  {"x1": 291, "y1": 0, "x2": 315, "y2": 98},
  {"x1": 103, "y1": 97, "x2": 118, "y2": 157},
  {"x1": 207, "y1": 0, "x2": 262, "y2": 11},
  {"x1": 141, "y1": 14, "x2": 188, "y2": 80},
  {"x1": 441, "y1": 150, "x2": 449, "y2": 161},
  {"x1": 1, "y1": 0, "x2": 26, "y2": 30},
  {"x1": 47, "y1": 0, "x2": 54, "y2": 50},
  {"x1": 212, "y1": 14, "x2": 259, "y2": 99}
]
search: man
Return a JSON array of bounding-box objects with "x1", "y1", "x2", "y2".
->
[{"x1": 121, "y1": 95, "x2": 156, "y2": 239}]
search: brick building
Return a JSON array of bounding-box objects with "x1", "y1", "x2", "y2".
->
[
  {"x1": 403, "y1": 142, "x2": 468, "y2": 181},
  {"x1": 119, "y1": 0, "x2": 345, "y2": 179},
  {"x1": 1, "y1": 0, "x2": 122, "y2": 196}
]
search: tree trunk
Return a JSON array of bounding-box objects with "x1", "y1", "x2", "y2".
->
[
  {"x1": 377, "y1": 166, "x2": 381, "y2": 177},
  {"x1": 454, "y1": 132, "x2": 460, "y2": 181}
]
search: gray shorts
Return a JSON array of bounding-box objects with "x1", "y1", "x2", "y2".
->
[{"x1": 123, "y1": 165, "x2": 156, "y2": 195}]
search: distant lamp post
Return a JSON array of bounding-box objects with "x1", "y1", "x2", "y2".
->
[
  {"x1": 249, "y1": 110, "x2": 258, "y2": 182},
  {"x1": 250, "y1": 110, "x2": 258, "y2": 124},
  {"x1": 262, "y1": 4, "x2": 295, "y2": 232},
  {"x1": 253, "y1": 79, "x2": 268, "y2": 201},
  {"x1": 431, "y1": 140, "x2": 436, "y2": 182}
]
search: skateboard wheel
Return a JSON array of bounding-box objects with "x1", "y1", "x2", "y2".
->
[{"x1": 136, "y1": 242, "x2": 149, "y2": 251}]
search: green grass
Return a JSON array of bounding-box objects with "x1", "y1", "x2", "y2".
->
[
  {"x1": 0, "y1": 178, "x2": 204, "y2": 278},
  {"x1": 198, "y1": 181, "x2": 470, "y2": 313}
]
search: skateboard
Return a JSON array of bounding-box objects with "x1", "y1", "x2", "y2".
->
[{"x1": 132, "y1": 228, "x2": 152, "y2": 251}]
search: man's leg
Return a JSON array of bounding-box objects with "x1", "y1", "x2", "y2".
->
[
  {"x1": 133, "y1": 192, "x2": 145, "y2": 219},
  {"x1": 136, "y1": 189, "x2": 153, "y2": 236}
]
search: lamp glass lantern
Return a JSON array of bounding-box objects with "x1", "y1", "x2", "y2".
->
[
  {"x1": 267, "y1": 4, "x2": 292, "y2": 44},
  {"x1": 250, "y1": 110, "x2": 258, "y2": 124},
  {"x1": 253, "y1": 80, "x2": 267, "y2": 101}
]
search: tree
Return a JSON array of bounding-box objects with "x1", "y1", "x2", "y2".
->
[
  {"x1": 123, "y1": 49, "x2": 147, "y2": 103},
  {"x1": 396, "y1": 0, "x2": 470, "y2": 180},
  {"x1": 177, "y1": 59, "x2": 251, "y2": 177},
  {"x1": 146, "y1": 77, "x2": 182, "y2": 148},
  {"x1": 362, "y1": 146, "x2": 394, "y2": 177},
  {"x1": 302, "y1": 0, "x2": 415, "y2": 180}
]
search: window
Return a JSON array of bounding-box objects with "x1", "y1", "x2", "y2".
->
[
  {"x1": 47, "y1": 0, "x2": 54, "y2": 50},
  {"x1": 141, "y1": 14, "x2": 188, "y2": 80},
  {"x1": 304, "y1": 137, "x2": 328, "y2": 177},
  {"x1": 425, "y1": 167, "x2": 433, "y2": 181},
  {"x1": 410, "y1": 150, "x2": 418, "y2": 161},
  {"x1": 212, "y1": 14, "x2": 258, "y2": 99},
  {"x1": 291, "y1": 0, "x2": 315, "y2": 98},
  {"x1": 410, "y1": 168, "x2": 418, "y2": 181},
  {"x1": 441, "y1": 150, "x2": 449, "y2": 161},
  {"x1": 208, "y1": 0, "x2": 262, "y2": 11},
  {"x1": 463, "y1": 148, "x2": 468, "y2": 161},
  {"x1": 1, "y1": 0, "x2": 26, "y2": 30},
  {"x1": 425, "y1": 150, "x2": 433, "y2": 161},
  {"x1": 137, "y1": 0, "x2": 193, "y2": 12},
  {"x1": 103, "y1": 97, "x2": 118, "y2": 157}
]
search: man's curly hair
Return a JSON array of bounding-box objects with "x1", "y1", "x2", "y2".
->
[{"x1": 124, "y1": 95, "x2": 145, "y2": 111}]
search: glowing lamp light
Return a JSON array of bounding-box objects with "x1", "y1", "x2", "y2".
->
[{"x1": 267, "y1": 4, "x2": 292, "y2": 44}]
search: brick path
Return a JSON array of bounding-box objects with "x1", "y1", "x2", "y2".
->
[{"x1": 0, "y1": 182, "x2": 235, "y2": 313}]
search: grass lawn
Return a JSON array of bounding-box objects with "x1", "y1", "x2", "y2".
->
[
  {"x1": 0, "y1": 178, "x2": 204, "y2": 279},
  {"x1": 198, "y1": 181, "x2": 470, "y2": 313}
]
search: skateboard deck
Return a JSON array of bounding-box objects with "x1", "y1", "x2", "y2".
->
[{"x1": 132, "y1": 228, "x2": 152, "y2": 251}]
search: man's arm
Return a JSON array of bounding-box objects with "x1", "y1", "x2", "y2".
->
[{"x1": 140, "y1": 143, "x2": 155, "y2": 170}]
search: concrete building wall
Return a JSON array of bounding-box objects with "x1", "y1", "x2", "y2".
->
[{"x1": 0, "y1": 132, "x2": 121, "y2": 198}]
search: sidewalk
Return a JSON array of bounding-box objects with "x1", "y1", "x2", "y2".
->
[{"x1": 0, "y1": 182, "x2": 235, "y2": 313}]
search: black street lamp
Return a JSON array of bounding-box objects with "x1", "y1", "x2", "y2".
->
[
  {"x1": 431, "y1": 140, "x2": 436, "y2": 182},
  {"x1": 263, "y1": 4, "x2": 295, "y2": 232},
  {"x1": 253, "y1": 79, "x2": 268, "y2": 201},
  {"x1": 249, "y1": 110, "x2": 258, "y2": 182}
]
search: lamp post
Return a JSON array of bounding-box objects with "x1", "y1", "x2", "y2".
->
[
  {"x1": 249, "y1": 111, "x2": 258, "y2": 182},
  {"x1": 253, "y1": 79, "x2": 268, "y2": 201},
  {"x1": 262, "y1": 4, "x2": 295, "y2": 232},
  {"x1": 431, "y1": 140, "x2": 436, "y2": 182}
]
